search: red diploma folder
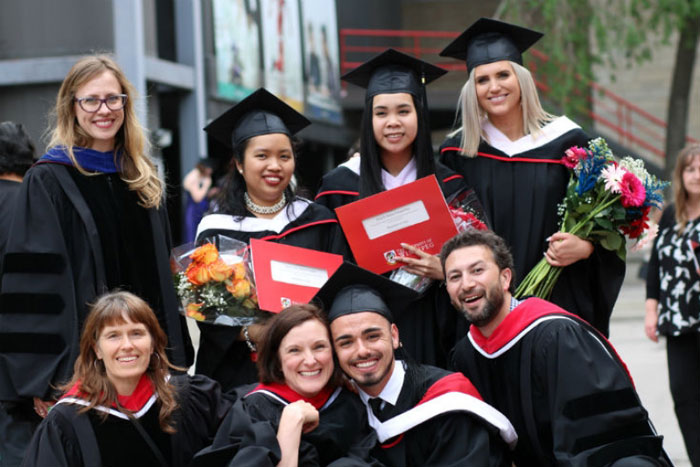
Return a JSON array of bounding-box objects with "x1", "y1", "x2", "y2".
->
[
  {"x1": 250, "y1": 238, "x2": 344, "y2": 312},
  {"x1": 335, "y1": 175, "x2": 457, "y2": 274}
]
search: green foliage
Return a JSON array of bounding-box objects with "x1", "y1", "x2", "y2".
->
[{"x1": 499, "y1": 0, "x2": 700, "y2": 120}]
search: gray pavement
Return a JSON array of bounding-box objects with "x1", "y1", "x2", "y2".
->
[{"x1": 610, "y1": 257, "x2": 691, "y2": 466}]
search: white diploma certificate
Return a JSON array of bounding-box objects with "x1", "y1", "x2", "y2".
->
[
  {"x1": 361, "y1": 200, "x2": 430, "y2": 240},
  {"x1": 270, "y1": 260, "x2": 329, "y2": 288}
]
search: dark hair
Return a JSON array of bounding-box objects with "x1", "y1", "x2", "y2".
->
[
  {"x1": 0, "y1": 121, "x2": 35, "y2": 176},
  {"x1": 358, "y1": 93, "x2": 437, "y2": 198},
  {"x1": 213, "y1": 135, "x2": 299, "y2": 218},
  {"x1": 257, "y1": 304, "x2": 343, "y2": 388},
  {"x1": 440, "y1": 229, "x2": 516, "y2": 293},
  {"x1": 61, "y1": 291, "x2": 183, "y2": 433}
]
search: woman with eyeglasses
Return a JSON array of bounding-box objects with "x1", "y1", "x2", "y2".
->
[{"x1": 0, "y1": 55, "x2": 192, "y2": 437}]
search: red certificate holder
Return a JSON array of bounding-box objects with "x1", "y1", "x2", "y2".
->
[
  {"x1": 335, "y1": 175, "x2": 457, "y2": 275},
  {"x1": 250, "y1": 239, "x2": 344, "y2": 313}
]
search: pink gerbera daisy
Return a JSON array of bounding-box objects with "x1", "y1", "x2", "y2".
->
[
  {"x1": 619, "y1": 171, "x2": 645, "y2": 207},
  {"x1": 601, "y1": 164, "x2": 626, "y2": 193},
  {"x1": 562, "y1": 146, "x2": 588, "y2": 169}
]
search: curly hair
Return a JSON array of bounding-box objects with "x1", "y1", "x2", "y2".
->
[{"x1": 0, "y1": 121, "x2": 35, "y2": 176}]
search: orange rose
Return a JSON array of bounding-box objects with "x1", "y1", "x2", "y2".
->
[
  {"x1": 190, "y1": 243, "x2": 219, "y2": 265},
  {"x1": 186, "y1": 262, "x2": 210, "y2": 285},
  {"x1": 208, "y1": 259, "x2": 233, "y2": 282},
  {"x1": 227, "y1": 279, "x2": 251, "y2": 299},
  {"x1": 185, "y1": 302, "x2": 206, "y2": 321},
  {"x1": 231, "y1": 262, "x2": 246, "y2": 281}
]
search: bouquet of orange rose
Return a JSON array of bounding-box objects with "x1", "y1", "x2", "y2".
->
[{"x1": 171, "y1": 236, "x2": 258, "y2": 326}]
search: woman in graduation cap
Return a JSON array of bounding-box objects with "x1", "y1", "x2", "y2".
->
[
  {"x1": 315, "y1": 49, "x2": 469, "y2": 368},
  {"x1": 192, "y1": 303, "x2": 378, "y2": 467},
  {"x1": 195, "y1": 88, "x2": 350, "y2": 393},
  {"x1": 24, "y1": 291, "x2": 230, "y2": 467},
  {"x1": 439, "y1": 18, "x2": 625, "y2": 336},
  {"x1": 0, "y1": 55, "x2": 192, "y2": 427}
]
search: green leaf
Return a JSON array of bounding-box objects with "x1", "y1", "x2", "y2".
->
[
  {"x1": 594, "y1": 216, "x2": 614, "y2": 230},
  {"x1": 598, "y1": 231, "x2": 623, "y2": 251}
]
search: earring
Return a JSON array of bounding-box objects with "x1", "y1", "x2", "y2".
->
[{"x1": 93, "y1": 359, "x2": 103, "y2": 372}]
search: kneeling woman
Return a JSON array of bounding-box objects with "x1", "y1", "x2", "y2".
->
[
  {"x1": 195, "y1": 89, "x2": 350, "y2": 392},
  {"x1": 24, "y1": 291, "x2": 230, "y2": 467},
  {"x1": 195, "y1": 304, "x2": 376, "y2": 467}
]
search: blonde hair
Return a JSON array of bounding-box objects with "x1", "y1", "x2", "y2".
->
[
  {"x1": 48, "y1": 54, "x2": 162, "y2": 208},
  {"x1": 673, "y1": 144, "x2": 700, "y2": 233},
  {"x1": 61, "y1": 291, "x2": 183, "y2": 433},
  {"x1": 449, "y1": 61, "x2": 555, "y2": 157}
]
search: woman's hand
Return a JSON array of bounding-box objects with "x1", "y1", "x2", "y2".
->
[
  {"x1": 644, "y1": 299, "x2": 659, "y2": 343},
  {"x1": 33, "y1": 397, "x2": 53, "y2": 419},
  {"x1": 544, "y1": 232, "x2": 594, "y2": 267},
  {"x1": 395, "y1": 243, "x2": 444, "y2": 280},
  {"x1": 276, "y1": 401, "x2": 320, "y2": 467},
  {"x1": 282, "y1": 400, "x2": 320, "y2": 434}
]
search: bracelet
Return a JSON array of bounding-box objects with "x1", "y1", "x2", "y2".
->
[{"x1": 243, "y1": 326, "x2": 257, "y2": 353}]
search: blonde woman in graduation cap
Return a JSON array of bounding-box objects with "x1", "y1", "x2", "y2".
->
[
  {"x1": 194, "y1": 89, "x2": 349, "y2": 393},
  {"x1": 439, "y1": 18, "x2": 624, "y2": 336}
]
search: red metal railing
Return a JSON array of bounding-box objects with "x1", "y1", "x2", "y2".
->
[{"x1": 340, "y1": 28, "x2": 698, "y2": 161}]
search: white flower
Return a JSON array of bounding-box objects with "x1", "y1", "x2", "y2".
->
[
  {"x1": 618, "y1": 156, "x2": 650, "y2": 182},
  {"x1": 601, "y1": 165, "x2": 627, "y2": 193}
]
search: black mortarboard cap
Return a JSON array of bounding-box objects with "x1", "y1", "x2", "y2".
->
[
  {"x1": 313, "y1": 262, "x2": 419, "y2": 323},
  {"x1": 440, "y1": 18, "x2": 543, "y2": 71},
  {"x1": 341, "y1": 48, "x2": 446, "y2": 99},
  {"x1": 204, "y1": 88, "x2": 310, "y2": 149}
]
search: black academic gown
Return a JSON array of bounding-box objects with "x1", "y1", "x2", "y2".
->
[
  {"x1": 440, "y1": 120, "x2": 625, "y2": 336},
  {"x1": 0, "y1": 162, "x2": 192, "y2": 402},
  {"x1": 451, "y1": 298, "x2": 669, "y2": 467},
  {"x1": 194, "y1": 199, "x2": 351, "y2": 393},
  {"x1": 193, "y1": 385, "x2": 378, "y2": 467},
  {"x1": 23, "y1": 374, "x2": 231, "y2": 467},
  {"x1": 316, "y1": 162, "x2": 470, "y2": 367},
  {"x1": 364, "y1": 363, "x2": 512, "y2": 467}
]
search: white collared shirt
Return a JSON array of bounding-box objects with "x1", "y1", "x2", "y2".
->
[
  {"x1": 339, "y1": 156, "x2": 418, "y2": 191},
  {"x1": 357, "y1": 359, "x2": 405, "y2": 409}
]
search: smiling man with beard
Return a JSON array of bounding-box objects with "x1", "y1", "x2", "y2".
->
[
  {"x1": 314, "y1": 263, "x2": 515, "y2": 467},
  {"x1": 442, "y1": 229, "x2": 671, "y2": 466}
]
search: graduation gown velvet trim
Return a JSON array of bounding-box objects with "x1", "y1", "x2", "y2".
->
[
  {"x1": 368, "y1": 372, "x2": 517, "y2": 447},
  {"x1": 0, "y1": 162, "x2": 191, "y2": 401},
  {"x1": 23, "y1": 374, "x2": 232, "y2": 467}
]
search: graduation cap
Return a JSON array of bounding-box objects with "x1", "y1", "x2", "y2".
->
[
  {"x1": 313, "y1": 262, "x2": 419, "y2": 323},
  {"x1": 341, "y1": 48, "x2": 446, "y2": 99},
  {"x1": 204, "y1": 88, "x2": 310, "y2": 149},
  {"x1": 440, "y1": 17, "x2": 543, "y2": 71}
]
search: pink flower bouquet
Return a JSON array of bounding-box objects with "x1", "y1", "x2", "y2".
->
[{"x1": 515, "y1": 137, "x2": 667, "y2": 300}]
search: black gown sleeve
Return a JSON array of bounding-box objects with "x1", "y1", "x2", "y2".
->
[
  {"x1": 21, "y1": 406, "x2": 83, "y2": 467},
  {"x1": 533, "y1": 320, "x2": 667, "y2": 466},
  {"x1": 0, "y1": 166, "x2": 86, "y2": 400},
  {"x1": 172, "y1": 374, "x2": 232, "y2": 464},
  {"x1": 314, "y1": 167, "x2": 360, "y2": 212}
]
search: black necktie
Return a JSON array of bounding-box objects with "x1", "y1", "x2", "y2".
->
[{"x1": 369, "y1": 397, "x2": 391, "y2": 422}]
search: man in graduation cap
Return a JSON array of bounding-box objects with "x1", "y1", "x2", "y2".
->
[
  {"x1": 315, "y1": 262, "x2": 516, "y2": 467},
  {"x1": 438, "y1": 17, "x2": 625, "y2": 338},
  {"x1": 442, "y1": 229, "x2": 671, "y2": 466}
]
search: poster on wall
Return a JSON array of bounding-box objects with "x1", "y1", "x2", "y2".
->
[
  {"x1": 213, "y1": 0, "x2": 262, "y2": 101},
  {"x1": 300, "y1": 0, "x2": 342, "y2": 124},
  {"x1": 260, "y1": 0, "x2": 304, "y2": 111}
]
